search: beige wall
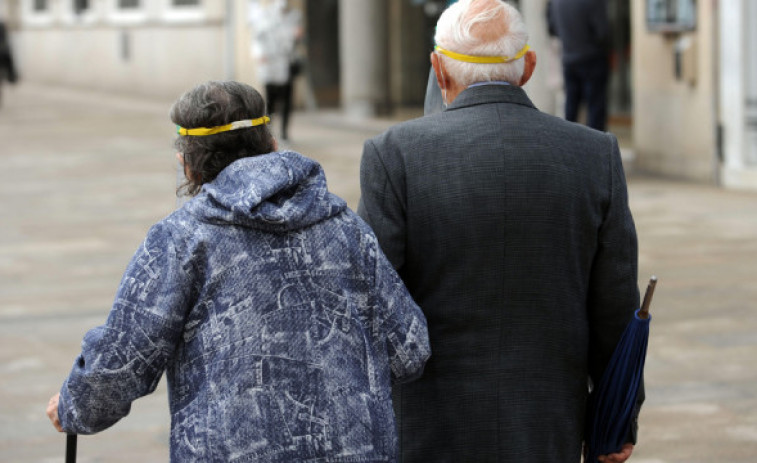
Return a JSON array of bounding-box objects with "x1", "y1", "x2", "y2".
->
[
  {"x1": 631, "y1": 0, "x2": 716, "y2": 182},
  {"x1": 521, "y1": 0, "x2": 562, "y2": 117},
  {"x1": 233, "y1": 0, "x2": 257, "y2": 88},
  {"x1": 236, "y1": 0, "x2": 305, "y2": 90},
  {"x1": 11, "y1": 0, "x2": 231, "y2": 99},
  {"x1": 17, "y1": 26, "x2": 226, "y2": 98}
]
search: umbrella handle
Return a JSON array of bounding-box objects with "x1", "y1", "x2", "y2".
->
[
  {"x1": 639, "y1": 275, "x2": 657, "y2": 319},
  {"x1": 66, "y1": 434, "x2": 77, "y2": 463}
]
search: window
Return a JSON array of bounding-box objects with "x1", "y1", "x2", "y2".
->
[
  {"x1": 108, "y1": 0, "x2": 147, "y2": 24},
  {"x1": 24, "y1": 0, "x2": 54, "y2": 25},
  {"x1": 74, "y1": 0, "x2": 90, "y2": 14},
  {"x1": 163, "y1": 0, "x2": 204, "y2": 23},
  {"x1": 118, "y1": 0, "x2": 140, "y2": 8},
  {"x1": 647, "y1": 0, "x2": 696, "y2": 32}
]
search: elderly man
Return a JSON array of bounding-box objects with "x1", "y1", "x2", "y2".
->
[{"x1": 358, "y1": 1, "x2": 641, "y2": 462}]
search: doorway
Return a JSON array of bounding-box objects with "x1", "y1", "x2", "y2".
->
[
  {"x1": 303, "y1": 0, "x2": 340, "y2": 107},
  {"x1": 608, "y1": 0, "x2": 632, "y2": 124}
]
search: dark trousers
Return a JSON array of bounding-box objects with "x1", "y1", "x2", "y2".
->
[
  {"x1": 265, "y1": 82, "x2": 293, "y2": 140},
  {"x1": 563, "y1": 56, "x2": 609, "y2": 132}
]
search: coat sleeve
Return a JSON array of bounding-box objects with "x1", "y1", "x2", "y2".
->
[
  {"x1": 57, "y1": 222, "x2": 191, "y2": 434},
  {"x1": 587, "y1": 133, "x2": 643, "y2": 442},
  {"x1": 367, "y1": 234, "x2": 430, "y2": 385},
  {"x1": 357, "y1": 138, "x2": 407, "y2": 272}
]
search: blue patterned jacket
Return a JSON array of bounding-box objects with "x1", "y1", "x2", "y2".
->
[{"x1": 57, "y1": 151, "x2": 430, "y2": 462}]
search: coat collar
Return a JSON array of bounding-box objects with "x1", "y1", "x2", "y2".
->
[{"x1": 446, "y1": 84, "x2": 537, "y2": 112}]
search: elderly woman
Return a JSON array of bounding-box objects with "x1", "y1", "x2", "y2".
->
[{"x1": 46, "y1": 80, "x2": 430, "y2": 462}]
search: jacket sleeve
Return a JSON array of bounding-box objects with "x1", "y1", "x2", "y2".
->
[
  {"x1": 587, "y1": 134, "x2": 643, "y2": 442},
  {"x1": 357, "y1": 138, "x2": 407, "y2": 272},
  {"x1": 368, "y1": 234, "x2": 430, "y2": 385},
  {"x1": 57, "y1": 222, "x2": 191, "y2": 434}
]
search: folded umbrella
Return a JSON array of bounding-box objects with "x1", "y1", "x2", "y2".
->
[{"x1": 584, "y1": 276, "x2": 657, "y2": 462}]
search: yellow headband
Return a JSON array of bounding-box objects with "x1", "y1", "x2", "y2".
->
[
  {"x1": 434, "y1": 43, "x2": 530, "y2": 64},
  {"x1": 177, "y1": 116, "x2": 271, "y2": 136}
]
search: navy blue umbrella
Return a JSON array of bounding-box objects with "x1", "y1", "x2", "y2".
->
[{"x1": 584, "y1": 276, "x2": 656, "y2": 462}]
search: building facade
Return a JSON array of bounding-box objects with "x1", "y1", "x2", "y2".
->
[
  {"x1": 2, "y1": 0, "x2": 756, "y2": 190},
  {"x1": 1, "y1": 0, "x2": 233, "y2": 98},
  {"x1": 0, "y1": 0, "x2": 431, "y2": 108},
  {"x1": 629, "y1": 0, "x2": 757, "y2": 191}
]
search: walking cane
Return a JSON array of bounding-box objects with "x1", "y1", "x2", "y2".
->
[{"x1": 66, "y1": 434, "x2": 77, "y2": 463}]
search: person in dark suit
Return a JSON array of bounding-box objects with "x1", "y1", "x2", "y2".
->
[
  {"x1": 547, "y1": 0, "x2": 611, "y2": 131},
  {"x1": 0, "y1": 21, "x2": 17, "y2": 82},
  {"x1": 0, "y1": 21, "x2": 18, "y2": 107},
  {"x1": 358, "y1": 0, "x2": 641, "y2": 461}
]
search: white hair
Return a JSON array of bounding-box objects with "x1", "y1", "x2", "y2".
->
[{"x1": 434, "y1": 0, "x2": 529, "y2": 86}]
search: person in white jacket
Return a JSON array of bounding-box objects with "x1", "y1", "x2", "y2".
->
[{"x1": 251, "y1": 0, "x2": 302, "y2": 141}]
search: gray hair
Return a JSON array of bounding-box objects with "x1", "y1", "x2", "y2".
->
[
  {"x1": 170, "y1": 81, "x2": 275, "y2": 196},
  {"x1": 434, "y1": 0, "x2": 529, "y2": 86}
]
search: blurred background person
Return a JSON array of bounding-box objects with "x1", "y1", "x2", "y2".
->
[
  {"x1": 547, "y1": 0, "x2": 611, "y2": 131},
  {"x1": 0, "y1": 20, "x2": 18, "y2": 107},
  {"x1": 251, "y1": 0, "x2": 302, "y2": 141}
]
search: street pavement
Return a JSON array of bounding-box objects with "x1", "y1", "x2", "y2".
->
[{"x1": 1, "y1": 82, "x2": 756, "y2": 462}]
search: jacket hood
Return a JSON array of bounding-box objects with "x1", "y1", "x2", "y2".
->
[{"x1": 185, "y1": 150, "x2": 346, "y2": 233}]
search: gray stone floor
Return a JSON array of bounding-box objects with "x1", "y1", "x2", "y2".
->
[{"x1": 1, "y1": 82, "x2": 756, "y2": 462}]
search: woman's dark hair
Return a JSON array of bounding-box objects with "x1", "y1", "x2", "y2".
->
[{"x1": 170, "y1": 80, "x2": 276, "y2": 196}]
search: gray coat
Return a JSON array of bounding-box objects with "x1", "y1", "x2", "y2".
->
[{"x1": 358, "y1": 84, "x2": 641, "y2": 462}]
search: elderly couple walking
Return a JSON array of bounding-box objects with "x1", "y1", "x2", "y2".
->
[{"x1": 46, "y1": 1, "x2": 641, "y2": 462}]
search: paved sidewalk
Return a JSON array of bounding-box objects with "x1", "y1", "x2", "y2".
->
[{"x1": 1, "y1": 83, "x2": 756, "y2": 462}]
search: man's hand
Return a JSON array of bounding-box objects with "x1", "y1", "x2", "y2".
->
[
  {"x1": 47, "y1": 393, "x2": 64, "y2": 432},
  {"x1": 598, "y1": 443, "x2": 634, "y2": 462}
]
